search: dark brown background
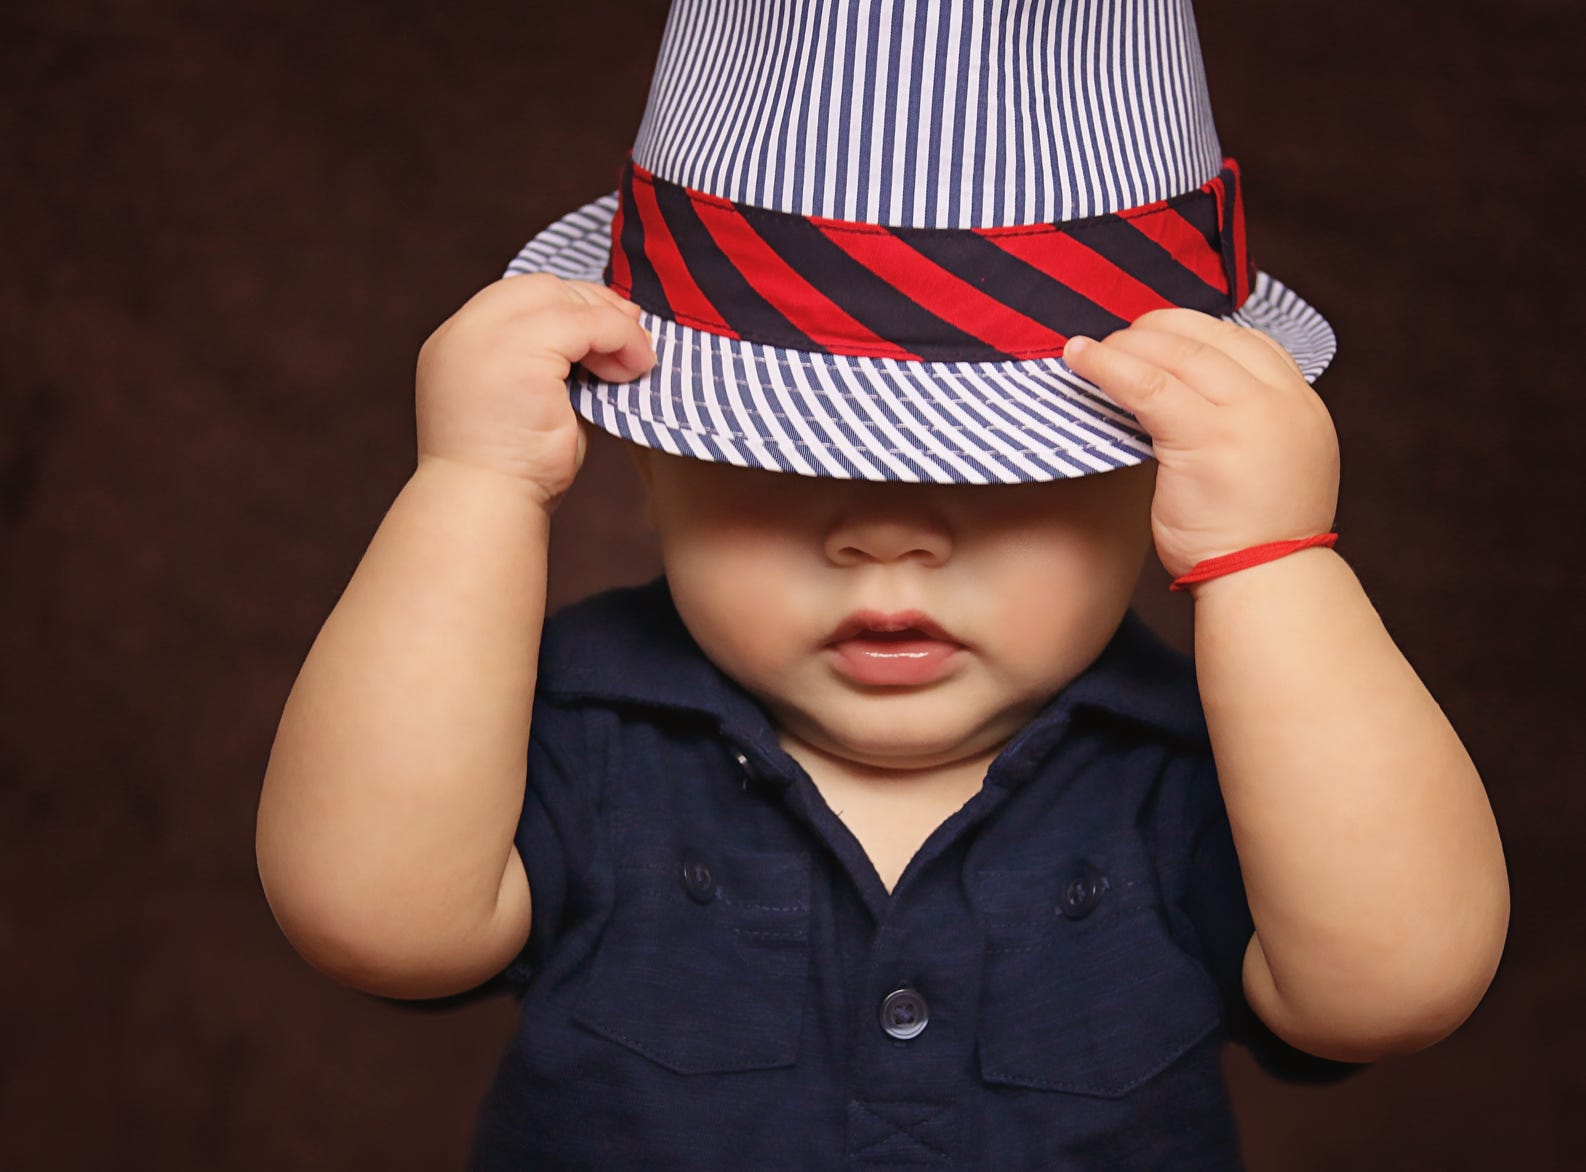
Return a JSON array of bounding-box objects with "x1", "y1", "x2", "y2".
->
[{"x1": 4, "y1": 0, "x2": 1582, "y2": 1167}]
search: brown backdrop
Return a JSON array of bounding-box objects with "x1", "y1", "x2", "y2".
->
[{"x1": 4, "y1": 0, "x2": 1582, "y2": 1167}]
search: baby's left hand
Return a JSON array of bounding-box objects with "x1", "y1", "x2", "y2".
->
[{"x1": 1062, "y1": 309, "x2": 1340, "y2": 580}]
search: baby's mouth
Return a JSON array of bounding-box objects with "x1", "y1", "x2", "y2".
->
[
  {"x1": 823, "y1": 610, "x2": 965, "y2": 687},
  {"x1": 823, "y1": 609, "x2": 958, "y2": 646}
]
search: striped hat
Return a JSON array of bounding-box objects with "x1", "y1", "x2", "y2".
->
[{"x1": 505, "y1": 0, "x2": 1335, "y2": 485}]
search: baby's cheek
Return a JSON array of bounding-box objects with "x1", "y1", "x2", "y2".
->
[
  {"x1": 668, "y1": 564, "x2": 800, "y2": 678},
  {"x1": 980, "y1": 583, "x2": 1120, "y2": 696}
]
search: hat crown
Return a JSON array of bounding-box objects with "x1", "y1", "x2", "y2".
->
[{"x1": 632, "y1": 0, "x2": 1224, "y2": 230}]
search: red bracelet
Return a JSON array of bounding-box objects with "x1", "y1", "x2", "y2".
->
[{"x1": 1169, "y1": 533, "x2": 1339, "y2": 593}]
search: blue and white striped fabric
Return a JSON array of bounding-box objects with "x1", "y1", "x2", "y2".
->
[
  {"x1": 505, "y1": 0, "x2": 1336, "y2": 484},
  {"x1": 633, "y1": 0, "x2": 1222, "y2": 228}
]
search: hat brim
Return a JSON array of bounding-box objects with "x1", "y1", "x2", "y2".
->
[{"x1": 506, "y1": 192, "x2": 1337, "y2": 484}]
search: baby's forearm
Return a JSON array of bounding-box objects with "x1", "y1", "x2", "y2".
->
[
  {"x1": 256, "y1": 457, "x2": 546, "y2": 993},
  {"x1": 1192, "y1": 548, "x2": 1508, "y2": 1061}
]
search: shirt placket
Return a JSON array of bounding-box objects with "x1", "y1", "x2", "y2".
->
[{"x1": 727, "y1": 731, "x2": 1035, "y2": 1169}]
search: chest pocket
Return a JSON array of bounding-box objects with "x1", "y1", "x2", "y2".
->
[
  {"x1": 573, "y1": 820, "x2": 812, "y2": 1074},
  {"x1": 973, "y1": 835, "x2": 1222, "y2": 1098}
]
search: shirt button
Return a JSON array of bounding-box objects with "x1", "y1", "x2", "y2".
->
[
  {"x1": 879, "y1": 987, "x2": 929, "y2": 1040},
  {"x1": 1058, "y1": 862, "x2": 1109, "y2": 919},
  {"x1": 680, "y1": 851, "x2": 716, "y2": 903}
]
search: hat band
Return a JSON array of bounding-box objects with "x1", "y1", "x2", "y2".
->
[{"x1": 603, "y1": 154, "x2": 1254, "y2": 364}]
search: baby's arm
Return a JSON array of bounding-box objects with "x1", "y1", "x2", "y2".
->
[
  {"x1": 255, "y1": 275, "x2": 654, "y2": 999},
  {"x1": 1065, "y1": 315, "x2": 1509, "y2": 1063}
]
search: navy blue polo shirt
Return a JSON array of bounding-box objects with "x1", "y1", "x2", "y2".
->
[{"x1": 463, "y1": 577, "x2": 1364, "y2": 1169}]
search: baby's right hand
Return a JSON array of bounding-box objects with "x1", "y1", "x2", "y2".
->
[{"x1": 414, "y1": 273, "x2": 656, "y2": 509}]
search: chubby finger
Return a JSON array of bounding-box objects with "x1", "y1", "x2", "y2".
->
[
  {"x1": 485, "y1": 273, "x2": 643, "y2": 325},
  {"x1": 1243, "y1": 325, "x2": 1307, "y2": 381},
  {"x1": 1096, "y1": 323, "x2": 1265, "y2": 407},
  {"x1": 571, "y1": 279, "x2": 647, "y2": 320},
  {"x1": 1062, "y1": 334, "x2": 1212, "y2": 445},
  {"x1": 1125, "y1": 308, "x2": 1304, "y2": 389},
  {"x1": 566, "y1": 300, "x2": 657, "y2": 384},
  {"x1": 491, "y1": 291, "x2": 655, "y2": 386},
  {"x1": 554, "y1": 284, "x2": 655, "y2": 375}
]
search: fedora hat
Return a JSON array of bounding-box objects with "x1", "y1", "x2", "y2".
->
[{"x1": 505, "y1": 0, "x2": 1335, "y2": 484}]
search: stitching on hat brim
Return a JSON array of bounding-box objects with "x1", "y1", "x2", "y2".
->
[
  {"x1": 625, "y1": 323, "x2": 1160, "y2": 448},
  {"x1": 578, "y1": 336, "x2": 1154, "y2": 455},
  {"x1": 579, "y1": 385, "x2": 1151, "y2": 464}
]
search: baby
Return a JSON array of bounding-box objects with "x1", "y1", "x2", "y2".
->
[{"x1": 256, "y1": 1, "x2": 1508, "y2": 1166}]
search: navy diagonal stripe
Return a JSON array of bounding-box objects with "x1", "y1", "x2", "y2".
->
[
  {"x1": 649, "y1": 181, "x2": 819, "y2": 349},
  {"x1": 1217, "y1": 166, "x2": 1244, "y2": 298},
  {"x1": 740, "y1": 206, "x2": 999, "y2": 360},
  {"x1": 898, "y1": 229, "x2": 1130, "y2": 342},
  {"x1": 619, "y1": 179, "x2": 672, "y2": 318},
  {"x1": 1079, "y1": 214, "x2": 1230, "y2": 315},
  {"x1": 1172, "y1": 193, "x2": 1220, "y2": 253}
]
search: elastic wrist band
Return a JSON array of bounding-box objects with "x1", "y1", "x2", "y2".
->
[{"x1": 1169, "y1": 532, "x2": 1339, "y2": 593}]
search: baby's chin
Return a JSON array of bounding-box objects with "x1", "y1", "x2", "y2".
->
[{"x1": 779, "y1": 704, "x2": 1022, "y2": 775}]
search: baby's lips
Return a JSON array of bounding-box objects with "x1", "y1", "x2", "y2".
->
[{"x1": 824, "y1": 609, "x2": 958, "y2": 646}]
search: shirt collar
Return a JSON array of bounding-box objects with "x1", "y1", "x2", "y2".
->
[{"x1": 537, "y1": 576, "x2": 1209, "y2": 765}]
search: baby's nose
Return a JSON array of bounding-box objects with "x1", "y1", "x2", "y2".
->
[{"x1": 823, "y1": 504, "x2": 952, "y2": 567}]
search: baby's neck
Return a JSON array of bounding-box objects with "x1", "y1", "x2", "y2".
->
[{"x1": 778, "y1": 732, "x2": 999, "y2": 893}]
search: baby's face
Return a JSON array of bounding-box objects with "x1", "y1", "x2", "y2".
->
[{"x1": 632, "y1": 448, "x2": 1156, "y2": 773}]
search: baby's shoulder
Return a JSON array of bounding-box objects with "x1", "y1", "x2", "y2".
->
[
  {"x1": 533, "y1": 577, "x2": 740, "y2": 730},
  {"x1": 537, "y1": 577, "x2": 688, "y2": 685}
]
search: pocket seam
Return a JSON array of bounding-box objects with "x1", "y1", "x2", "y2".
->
[
  {"x1": 574, "y1": 1012, "x2": 802, "y2": 1076},
  {"x1": 981, "y1": 1013, "x2": 1220, "y2": 1095}
]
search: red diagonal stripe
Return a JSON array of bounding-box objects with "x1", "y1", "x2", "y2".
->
[
  {"x1": 630, "y1": 172, "x2": 736, "y2": 335},
  {"x1": 1126, "y1": 203, "x2": 1228, "y2": 293},
  {"x1": 607, "y1": 192, "x2": 632, "y2": 295},
  {"x1": 688, "y1": 198, "x2": 920, "y2": 361},
  {"x1": 985, "y1": 227, "x2": 1174, "y2": 322},
  {"x1": 816, "y1": 225, "x2": 1070, "y2": 357},
  {"x1": 1224, "y1": 160, "x2": 1252, "y2": 304}
]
